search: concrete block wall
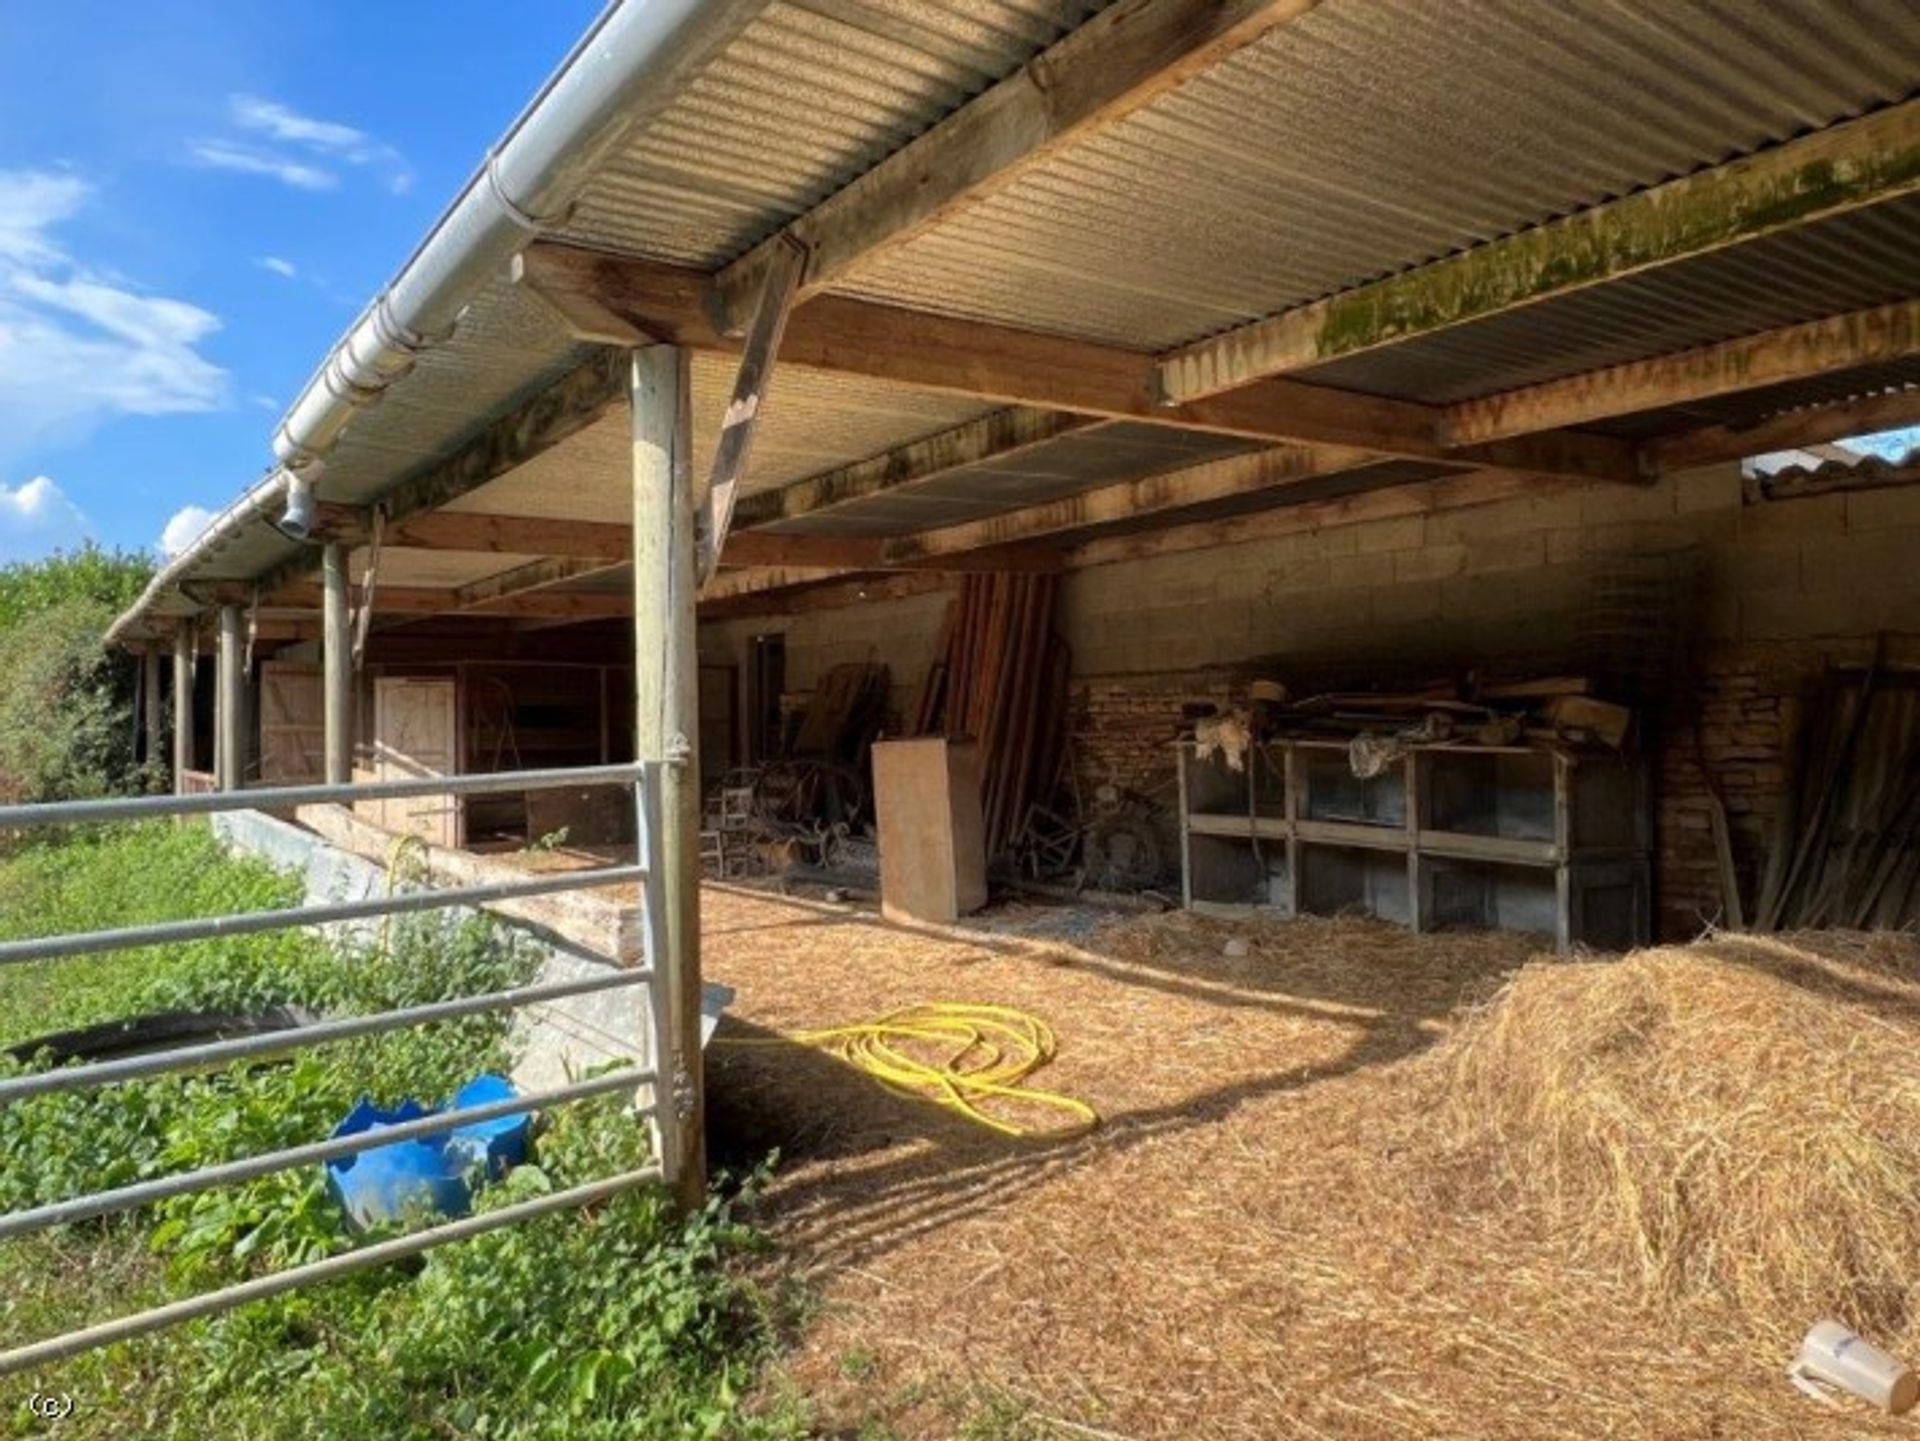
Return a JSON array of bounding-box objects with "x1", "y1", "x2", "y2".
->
[{"x1": 698, "y1": 584, "x2": 956, "y2": 741}]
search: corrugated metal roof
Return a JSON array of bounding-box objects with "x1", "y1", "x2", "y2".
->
[
  {"x1": 836, "y1": 0, "x2": 1920, "y2": 349},
  {"x1": 558, "y1": 0, "x2": 1114, "y2": 266},
  {"x1": 768, "y1": 422, "x2": 1263, "y2": 536},
  {"x1": 1294, "y1": 197, "x2": 1920, "y2": 404},
  {"x1": 113, "y1": 0, "x2": 1920, "y2": 637}
]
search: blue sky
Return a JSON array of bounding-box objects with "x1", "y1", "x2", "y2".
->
[{"x1": 0, "y1": 0, "x2": 601, "y2": 562}]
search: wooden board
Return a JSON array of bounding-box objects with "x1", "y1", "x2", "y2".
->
[
  {"x1": 259, "y1": 662, "x2": 325, "y2": 784},
  {"x1": 872, "y1": 737, "x2": 988, "y2": 924},
  {"x1": 373, "y1": 676, "x2": 461, "y2": 847}
]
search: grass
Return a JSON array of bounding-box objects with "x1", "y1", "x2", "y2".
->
[{"x1": 0, "y1": 823, "x2": 803, "y2": 1440}]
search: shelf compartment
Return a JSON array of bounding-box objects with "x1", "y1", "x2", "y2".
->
[
  {"x1": 1419, "y1": 749, "x2": 1556, "y2": 843},
  {"x1": 1299, "y1": 844, "x2": 1410, "y2": 925},
  {"x1": 1420, "y1": 857, "x2": 1558, "y2": 938},
  {"x1": 1298, "y1": 747, "x2": 1406, "y2": 828},
  {"x1": 1187, "y1": 832, "x2": 1292, "y2": 914},
  {"x1": 1182, "y1": 743, "x2": 1286, "y2": 820}
]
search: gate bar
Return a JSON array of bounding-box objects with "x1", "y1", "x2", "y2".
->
[
  {"x1": 0, "y1": 762, "x2": 648, "y2": 830},
  {"x1": 0, "y1": 1164, "x2": 664, "y2": 1379},
  {"x1": 0, "y1": 968, "x2": 649, "y2": 1105},
  {"x1": 0, "y1": 1067, "x2": 655, "y2": 1241},
  {"x1": 0, "y1": 863, "x2": 647, "y2": 970}
]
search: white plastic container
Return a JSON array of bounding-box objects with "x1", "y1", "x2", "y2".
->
[{"x1": 1791, "y1": 1321, "x2": 1918, "y2": 1414}]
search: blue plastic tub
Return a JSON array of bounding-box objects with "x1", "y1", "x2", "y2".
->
[{"x1": 325, "y1": 1073, "x2": 532, "y2": 1229}]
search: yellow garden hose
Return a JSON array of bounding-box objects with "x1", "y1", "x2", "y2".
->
[{"x1": 722, "y1": 1001, "x2": 1098, "y2": 1142}]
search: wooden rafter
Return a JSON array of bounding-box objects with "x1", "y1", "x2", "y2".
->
[
  {"x1": 265, "y1": 582, "x2": 629, "y2": 621},
  {"x1": 731, "y1": 407, "x2": 1105, "y2": 529},
  {"x1": 1069, "y1": 468, "x2": 1582, "y2": 569},
  {"x1": 712, "y1": 0, "x2": 1322, "y2": 325},
  {"x1": 1441, "y1": 300, "x2": 1920, "y2": 448},
  {"x1": 700, "y1": 570, "x2": 952, "y2": 621},
  {"x1": 383, "y1": 511, "x2": 632, "y2": 560},
  {"x1": 516, "y1": 243, "x2": 1639, "y2": 483},
  {"x1": 452, "y1": 557, "x2": 617, "y2": 611},
  {"x1": 880, "y1": 444, "x2": 1388, "y2": 563},
  {"x1": 1652, "y1": 384, "x2": 1920, "y2": 471},
  {"x1": 1158, "y1": 100, "x2": 1920, "y2": 405}
]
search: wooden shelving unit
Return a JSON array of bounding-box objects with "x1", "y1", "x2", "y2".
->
[{"x1": 1178, "y1": 737, "x2": 1649, "y2": 952}]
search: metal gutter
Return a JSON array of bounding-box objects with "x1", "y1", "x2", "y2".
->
[
  {"x1": 113, "y1": 0, "x2": 768, "y2": 645},
  {"x1": 272, "y1": 0, "x2": 762, "y2": 474},
  {"x1": 105, "y1": 469, "x2": 289, "y2": 646}
]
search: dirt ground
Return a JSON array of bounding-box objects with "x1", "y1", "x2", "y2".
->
[{"x1": 701, "y1": 885, "x2": 1902, "y2": 1440}]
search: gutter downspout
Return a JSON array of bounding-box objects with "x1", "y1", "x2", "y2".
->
[{"x1": 272, "y1": 0, "x2": 761, "y2": 476}]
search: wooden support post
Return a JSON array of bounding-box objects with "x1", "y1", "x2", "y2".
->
[
  {"x1": 216, "y1": 605, "x2": 244, "y2": 791},
  {"x1": 172, "y1": 622, "x2": 194, "y2": 794},
  {"x1": 322, "y1": 542, "x2": 352, "y2": 785},
  {"x1": 140, "y1": 649, "x2": 163, "y2": 778},
  {"x1": 631, "y1": 344, "x2": 705, "y2": 1211}
]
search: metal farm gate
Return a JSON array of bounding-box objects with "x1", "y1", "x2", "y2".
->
[{"x1": 0, "y1": 763, "x2": 681, "y2": 1377}]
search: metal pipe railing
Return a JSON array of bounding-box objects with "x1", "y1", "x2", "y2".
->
[
  {"x1": 0, "y1": 862, "x2": 646, "y2": 969},
  {"x1": 0, "y1": 1164, "x2": 665, "y2": 1378},
  {"x1": 0, "y1": 758, "x2": 674, "y2": 1377},
  {"x1": 0, "y1": 968, "x2": 648, "y2": 1104},
  {"x1": 0, "y1": 1066, "x2": 654, "y2": 1240},
  {"x1": 0, "y1": 762, "x2": 646, "y2": 830}
]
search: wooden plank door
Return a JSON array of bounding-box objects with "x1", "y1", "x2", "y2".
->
[
  {"x1": 259, "y1": 663, "x2": 325, "y2": 783},
  {"x1": 373, "y1": 677, "x2": 461, "y2": 846}
]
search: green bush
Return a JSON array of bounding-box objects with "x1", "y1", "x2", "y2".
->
[
  {"x1": 0, "y1": 545, "x2": 157, "y2": 806},
  {"x1": 0, "y1": 825, "x2": 799, "y2": 1440}
]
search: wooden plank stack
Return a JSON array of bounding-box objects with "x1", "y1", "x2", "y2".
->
[{"x1": 915, "y1": 574, "x2": 1068, "y2": 860}]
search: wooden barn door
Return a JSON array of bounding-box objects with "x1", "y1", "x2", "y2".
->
[
  {"x1": 373, "y1": 677, "x2": 461, "y2": 846},
  {"x1": 259, "y1": 663, "x2": 325, "y2": 784}
]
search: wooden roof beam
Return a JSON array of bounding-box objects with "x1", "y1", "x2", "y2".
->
[
  {"x1": 699, "y1": 571, "x2": 953, "y2": 621},
  {"x1": 1442, "y1": 299, "x2": 1920, "y2": 449},
  {"x1": 263, "y1": 583, "x2": 630, "y2": 621},
  {"x1": 880, "y1": 443, "x2": 1383, "y2": 562},
  {"x1": 1158, "y1": 100, "x2": 1920, "y2": 405},
  {"x1": 713, "y1": 0, "x2": 1323, "y2": 326},
  {"x1": 731, "y1": 407, "x2": 1106, "y2": 529},
  {"x1": 515, "y1": 243, "x2": 1639, "y2": 484},
  {"x1": 1652, "y1": 383, "x2": 1920, "y2": 472}
]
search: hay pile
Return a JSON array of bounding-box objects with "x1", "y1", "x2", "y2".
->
[
  {"x1": 1445, "y1": 930, "x2": 1920, "y2": 1344},
  {"x1": 708, "y1": 888, "x2": 1920, "y2": 1437}
]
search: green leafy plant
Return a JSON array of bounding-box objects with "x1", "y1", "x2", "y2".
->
[
  {"x1": 0, "y1": 546, "x2": 160, "y2": 808},
  {"x1": 0, "y1": 823, "x2": 801, "y2": 1440}
]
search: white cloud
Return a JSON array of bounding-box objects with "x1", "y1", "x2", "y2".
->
[
  {"x1": 189, "y1": 140, "x2": 335, "y2": 192},
  {"x1": 196, "y1": 93, "x2": 413, "y2": 195},
  {"x1": 158, "y1": 503, "x2": 217, "y2": 559},
  {"x1": 0, "y1": 169, "x2": 229, "y2": 460},
  {"x1": 0, "y1": 475, "x2": 92, "y2": 561},
  {"x1": 231, "y1": 94, "x2": 367, "y2": 153},
  {"x1": 256, "y1": 256, "x2": 298, "y2": 279}
]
